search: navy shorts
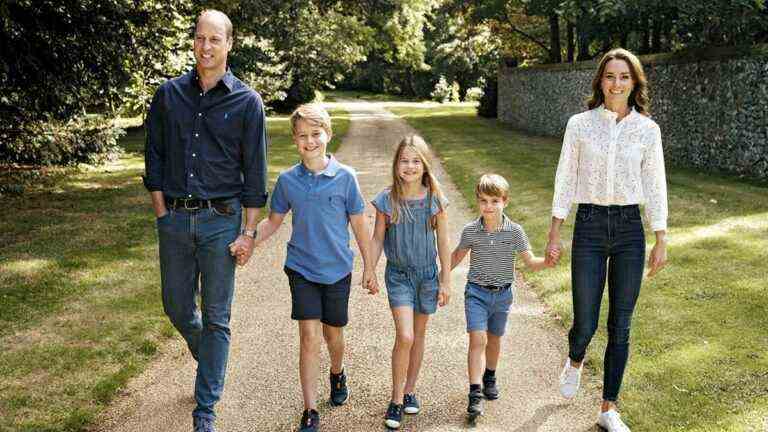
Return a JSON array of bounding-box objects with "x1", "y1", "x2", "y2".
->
[{"x1": 285, "y1": 266, "x2": 351, "y2": 327}]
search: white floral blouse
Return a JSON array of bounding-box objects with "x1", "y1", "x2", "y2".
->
[{"x1": 552, "y1": 105, "x2": 668, "y2": 232}]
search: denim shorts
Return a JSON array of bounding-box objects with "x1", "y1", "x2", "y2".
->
[
  {"x1": 285, "y1": 266, "x2": 351, "y2": 327},
  {"x1": 385, "y1": 263, "x2": 439, "y2": 315},
  {"x1": 464, "y1": 281, "x2": 514, "y2": 336}
]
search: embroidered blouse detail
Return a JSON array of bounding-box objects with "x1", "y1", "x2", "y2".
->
[{"x1": 552, "y1": 106, "x2": 668, "y2": 231}]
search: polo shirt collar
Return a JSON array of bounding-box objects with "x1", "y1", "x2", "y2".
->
[
  {"x1": 298, "y1": 154, "x2": 341, "y2": 177},
  {"x1": 476, "y1": 214, "x2": 512, "y2": 232}
]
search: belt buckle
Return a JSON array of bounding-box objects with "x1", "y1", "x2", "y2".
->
[{"x1": 181, "y1": 198, "x2": 200, "y2": 210}]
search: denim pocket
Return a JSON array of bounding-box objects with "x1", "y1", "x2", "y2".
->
[{"x1": 575, "y1": 206, "x2": 593, "y2": 223}]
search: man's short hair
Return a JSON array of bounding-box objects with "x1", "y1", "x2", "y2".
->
[
  {"x1": 475, "y1": 174, "x2": 509, "y2": 199},
  {"x1": 197, "y1": 9, "x2": 233, "y2": 40},
  {"x1": 290, "y1": 104, "x2": 332, "y2": 136}
]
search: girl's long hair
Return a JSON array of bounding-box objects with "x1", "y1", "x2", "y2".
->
[
  {"x1": 587, "y1": 48, "x2": 650, "y2": 116},
  {"x1": 389, "y1": 135, "x2": 445, "y2": 228}
]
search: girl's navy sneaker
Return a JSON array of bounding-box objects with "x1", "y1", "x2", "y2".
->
[
  {"x1": 403, "y1": 393, "x2": 421, "y2": 414},
  {"x1": 384, "y1": 401, "x2": 403, "y2": 429}
]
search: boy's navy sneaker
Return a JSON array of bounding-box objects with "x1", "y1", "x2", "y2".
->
[
  {"x1": 193, "y1": 416, "x2": 216, "y2": 432},
  {"x1": 299, "y1": 409, "x2": 320, "y2": 432},
  {"x1": 329, "y1": 369, "x2": 349, "y2": 406},
  {"x1": 482, "y1": 374, "x2": 499, "y2": 400},
  {"x1": 384, "y1": 401, "x2": 403, "y2": 429},
  {"x1": 403, "y1": 393, "x2": 420, "y2": 414},
  {"x1": 467, "y1": 389, "x2": 484, "y2": 416}
]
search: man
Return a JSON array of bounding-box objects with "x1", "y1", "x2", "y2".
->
[{"x1": 143, "y1": 9, "x2": 267, "y2": 432}]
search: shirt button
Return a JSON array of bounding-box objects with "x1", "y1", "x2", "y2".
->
[
  {"x1": 199, "y1": 93, "x2": 202, "y2": 96},
  {"x1": 195, "y1": 133, "x2": 199, "y2": 138},
  {"x1": 198, "y1": 113, "x2": 202, "y2": 117},
  {"x1": 192, "y1": 153, "x2": 196, "y2": 157},
  {"x1": 188, "y1": 194, "x2": 192, "y2": 198},
  {"x1": 190, "y1": 174, "x2": 194, "y2": 177}
]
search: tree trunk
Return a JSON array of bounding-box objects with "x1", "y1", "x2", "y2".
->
[
  {"x1": 567, "y1": 21, "x2": 575, "y2": 62},
  {"x1": 640, "y1": 17, "x2": 650, "y2": 54},
  {"x1": 651, "y1": 18, "x2": 662, "y2": 53},
  {"x1": 549, "y1": 13, "x2": 562, "y2": 63},
  {"x1": 577, "y1": 22, "x2": 591, "y2": 60}
]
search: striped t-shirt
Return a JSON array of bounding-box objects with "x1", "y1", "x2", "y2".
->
[{"x1": 458, "y1": 215, "x2": 531, "y2": 287}]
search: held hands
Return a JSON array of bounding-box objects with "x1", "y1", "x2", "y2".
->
[
  {"x1": 545, "y1": 231, "x2": 562, "y2": 266},
  {"x1": 228, "y1": 235, "x2": 256, "y2": 267},
  {"x1": 437, "y1": 282, "x2": 451, "y2": 307},
  {"x1": 363, "y1": 268, "x2": 379, "y2": 295}
]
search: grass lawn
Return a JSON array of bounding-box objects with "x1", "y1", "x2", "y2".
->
[
  {"x1": 388, "y1": 103, "x2": 768, "y2": 432},
  {"x1": 0, "y1": 109, "x2": 349, "y2": 432}
]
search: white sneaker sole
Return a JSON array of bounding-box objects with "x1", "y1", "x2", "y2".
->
[
  {"x1": 384, "y1": 419, "x2": 401, "y2": 429},
  {"x1": 403, "y1": 406, "x2": 420, "y2": 414}
]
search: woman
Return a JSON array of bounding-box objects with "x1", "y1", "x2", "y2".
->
[{"x1": 546, "y1": 48, "x2": 668, "y2": 432}]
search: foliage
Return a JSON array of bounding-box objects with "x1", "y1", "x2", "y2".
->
[
  {"x1": 120, "y1": 0, "x2": 195, "y2": 116},
  {"x1": 0, "y1": 115, "x2": 124, "y2": 166},
  {"x1": 0, "y1": 0, "x2": 193, "y2": 165}
]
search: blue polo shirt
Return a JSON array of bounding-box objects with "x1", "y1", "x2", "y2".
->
[{"x1": 270, "y1": 156, "x2": 366, "y2": 284}]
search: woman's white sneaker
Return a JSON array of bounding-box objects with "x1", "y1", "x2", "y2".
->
[
  {"x1": 558, "y1": 358, "x2": 582, "y2": 399},
  {"x1": 598, "y1": 409, "x2": 631, "y2": 432}
]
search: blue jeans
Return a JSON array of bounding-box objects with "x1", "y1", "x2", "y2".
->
[
  {"x1": 568, "y1": 204, "x2": 645, "y2": 402},
  {"x1": 157, "y1": 198, "x2": 241, "y2": 420}
]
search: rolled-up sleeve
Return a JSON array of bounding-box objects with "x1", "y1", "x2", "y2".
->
[
  {"x1": 552, "y1": 116, "x2": 580, "y2": 220},
  {"x1": 143, "y1": 86, "x2": 165, "y2": 192},
  {"x1": 641, "y1": 124, "x2": 668, "y2": 231},
  {"x1": 241, "y1": 92, "x2": 269, "y2": 208}
]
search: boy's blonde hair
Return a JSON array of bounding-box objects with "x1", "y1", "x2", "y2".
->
[
  {"x1": 475, "y1": 174, "x2": 509, "y2": 199},
  {"x1": 290, "y1": 103, "x2": 332, "y2": 136},
  {"x1": 389, "y1": 135, "x2": 445, "y2": 227}
]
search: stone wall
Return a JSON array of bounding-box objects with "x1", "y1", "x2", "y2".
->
[{"x1": 498, "y1": 45, "x2": 768, "y2": 180}]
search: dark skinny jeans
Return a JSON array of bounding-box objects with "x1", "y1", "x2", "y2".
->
[{"x1": 568, "y1": 203, "x2": 645, "y2": 402}]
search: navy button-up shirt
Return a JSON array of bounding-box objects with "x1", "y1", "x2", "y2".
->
[{"x1": 143, "y1": 69, "x2": 268, "y2": 208}]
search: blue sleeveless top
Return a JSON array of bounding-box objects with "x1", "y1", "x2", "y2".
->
[{"x1": 371, "y1": 189, "x2": 447, "y2": 270}]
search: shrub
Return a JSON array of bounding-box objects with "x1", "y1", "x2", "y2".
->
[
  {"x1": 0, "y1": 116, "x2": 124, "y2": 166},
  {"x1": 465, "y1": 86, "x2": 484, "y2": 102}
]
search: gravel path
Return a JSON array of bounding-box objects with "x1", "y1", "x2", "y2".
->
[{"x1": 95, "y1": 100, "x2": 601, "y2": 431}]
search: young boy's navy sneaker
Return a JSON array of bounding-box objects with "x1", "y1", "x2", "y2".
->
[
  {"x1": 299, "y1": 409, "x2": 320, "y2": 432},
  {"x1": 482, "y1": 370, "x2": 499, "y2": 400},
  {"x1": 467, "y1": 388, "x2": 484, "y2": 416},
  {"x1": 193, "y1": 416, "x2": 216, "y2": 432},
  {"x1": 329, "y1": 369, "x2": 349, "y2": 406},
  {"x1": 384, "y1": 401, "x2": 403, "y2": 429},
  {"x1": 403, "y1": 393, "x2": 420, "y2": 414}
]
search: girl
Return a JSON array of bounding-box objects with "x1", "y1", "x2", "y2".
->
[
  {"x1": 369, "y1": 135, "x2": 451, "y2": 430},
  {"x1": 546, "y1": 48, "x2": 668, "y2": 432}
]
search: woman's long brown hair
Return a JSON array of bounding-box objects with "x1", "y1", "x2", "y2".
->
[{"x1": 587, "y1": 48, "x2": 650, "y2": 116}]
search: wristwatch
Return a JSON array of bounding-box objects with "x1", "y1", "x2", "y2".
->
[{"x1": 240, "y1": 229, "x2": 257, "y2": 239}]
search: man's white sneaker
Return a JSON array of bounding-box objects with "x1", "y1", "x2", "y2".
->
[
  {"x1": 598, "y1": 409, "x2": 631, "y2": 432},
  {"x1": 558, "y1": 358, "x2": 582, "y2": 399}
]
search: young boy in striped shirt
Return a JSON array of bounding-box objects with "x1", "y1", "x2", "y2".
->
[{"x1": 450, "y1": 174, "x2": 556, "y2": 419}]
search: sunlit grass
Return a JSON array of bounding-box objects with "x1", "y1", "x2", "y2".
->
[
  {"x1": 0, "y1": 109, "x2": 349, "y2": 432},
  {"x1": 389, "y1": 103, "x2": 768, "y2": 432}
]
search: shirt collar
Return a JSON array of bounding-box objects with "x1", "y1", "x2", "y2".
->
[
  {"x1": 475, "y1": 214, "x2": 512, "y2": 232},
  {"x1": 597, "y1": 104, "x2": 636, "y2": 122},
  {"x1": 189, "y1": 68, "x2": 235, "y2": 93},
  {"x1": 297, "y1": 154, "x2": 341, "y2": 177}
]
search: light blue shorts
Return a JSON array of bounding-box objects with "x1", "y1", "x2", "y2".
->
[
  {"x1": 464, "y1": 281, "x2": 514, "y2": 336},
  {"x1": 385, "y1": 263, "x2": 439, "y2": 315}
]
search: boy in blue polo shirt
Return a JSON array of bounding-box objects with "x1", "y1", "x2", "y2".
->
[{"x1": 240, "y1": 104, "x2": 378, "y2": 432}]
